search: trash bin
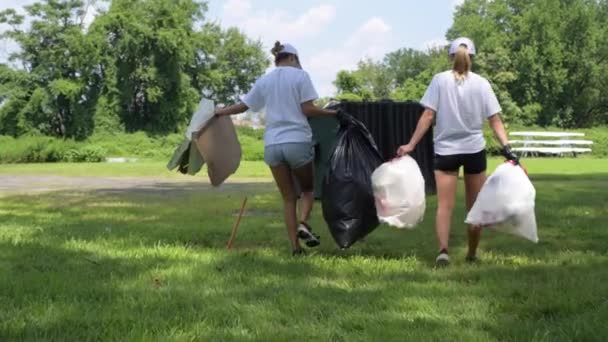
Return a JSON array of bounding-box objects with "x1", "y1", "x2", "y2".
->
[
  {"x1": 310, "y1": 101, "x2": 436, "y2": 198},
  {"x1": 309, "y1": 115, "x2": 339, "y2": 199}
]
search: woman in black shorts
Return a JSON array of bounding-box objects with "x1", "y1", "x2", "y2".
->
[{"x1": 397, "y1": 37, "x2": 518, "y2": 266}]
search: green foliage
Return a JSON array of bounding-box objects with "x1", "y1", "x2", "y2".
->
[
  {"x1": 87, "y1": 127, "x2": 265, "y2": 161},
  {"x1": 333, "y1": 59, "x2": 393, "y2": 100},
  {"x1": 235, "y1": 126, "x2": 264, "y2": 161},
  {"x1": 448, "y1": 0, "x2": 608, "y2": 128},
  {"x1": 0, "y1": 135, "x2": 106, "y2": 163},
  {"x1": 335, "y1": 0, "x2": 608, "y2": 128},
  {"x1": 582, "y1": 127, "x2": 608, "y2": 158},
  {"x1": 239, "y1": 135, "x2": 264, "y2": 161},
  {"x1": 63, "y1": 145, "x2": 107, "y2": 163},
  {"x1": 335, "y1": 92, "x2": 364, "y2": 102},
  {"x1": 0, "y1": 0, "x2": 268, "y2": 139},
  {"x1": 0, "y1": 126, "x2": 266, "y2": 163},
  {"x1": 235, "y1": 125, "x2": 264, "y2": 141}
]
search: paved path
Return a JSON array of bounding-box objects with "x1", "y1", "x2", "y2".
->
[{"x1": 0, "y1": 175, "x2": 271, "y2": 195}]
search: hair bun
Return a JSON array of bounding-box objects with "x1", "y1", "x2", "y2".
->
[{"x1": 270, "y1": 41, "x2": 283, "y2": 56}]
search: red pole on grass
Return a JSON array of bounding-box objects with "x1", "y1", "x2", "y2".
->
[{"x1": 227, "y1": 197, "x2": 248, "y2": 249}]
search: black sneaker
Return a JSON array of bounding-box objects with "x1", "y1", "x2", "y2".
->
[
  {"x1": 435, "y1": 249, "x2": 450, "y2": 267},
  {"x1": 297, "y1": 222, "x2": 320, "y2": 248},
  {"x1": 465, "y1": 255, "x2": 479, "y2": 264}
]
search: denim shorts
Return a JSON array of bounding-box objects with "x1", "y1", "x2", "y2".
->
[{"x1": 264, "y1": 142, "x2": 314, "y2": 169}]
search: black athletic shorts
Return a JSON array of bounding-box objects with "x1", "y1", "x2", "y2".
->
[{"x1": 434, "y1": 150, "x2": 487, "y2": 174}]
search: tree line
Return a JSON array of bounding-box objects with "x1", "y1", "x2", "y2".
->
[
  {"x1": 1, "y1": 0, "x2": 607, "y2": 142},
  {"x1": 334, "y1": 0, "x2": 608, "y2": 128},
  {"x1": 0, "y1": 0, "x2": 268, "y2": 139}
]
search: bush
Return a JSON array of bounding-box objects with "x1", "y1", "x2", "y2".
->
[
  {"x1": 2, "y1": 124, "x2": 605, "y2": 164},
  {"x1": 581, "y1": 126, "x2": 608, "y2": 158},
  {"x1": 88, "y1": 131, "x2": 184, "y2": 160},
  {"x1": 85, "y1": 128, "x2": 265, "y2": 162},
  {"x1": 0, "y1": 135, "x2": 106, "y2": 163},
  {"x1": 64, "y1": 145, "x2": 107, "y2": 162},
  {"x1": 239, "y1": 135, "x2": 264, "y2": 161},
  {"x1": 237, "y1": 126, "x2": 264, "y2": 141}
]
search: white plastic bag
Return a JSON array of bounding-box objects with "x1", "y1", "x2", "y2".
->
[
  {"x1": 371, "y1": 156, "x2": 426, "y2": 228},
  {"x1": 465, "y1": 162, "x2": 538, "y2": 243},
  {"x1": 185, "y1": 98, "x2": 215, "y2": 140}
]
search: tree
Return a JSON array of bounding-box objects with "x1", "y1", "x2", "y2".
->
[
  {"x1": 333, "y1": 59, "x2": 394, "y2": 101},
  {"x1": 384, "y1": 48, "x2": 431, "y2": 86},
  {"x1": 0, "y1": 0, "x2": 269, "y2": 137},
  {"x1": 0, "y1": 0, "x2": 103, "y2": 138},
  {"x1": 91, "y1": 0, "x2": 268, "y2": 134},
  {"x1": 448, "y1": 0, "x2": 608, "y2": 127}
]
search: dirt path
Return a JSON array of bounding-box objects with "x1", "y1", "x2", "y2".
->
[{"x1": 0, "y1": 175, "x2": 271, "y2": 195}]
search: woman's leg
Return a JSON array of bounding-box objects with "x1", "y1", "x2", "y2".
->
[
  {"x1": 270, "y1": 164, "x2": 301, "y2": 252},
  {"x1": 291, "y1": 161, "x2": 321, "y2": 247},
  {"x1": 292, "y1": 162, "x2": 314, "y2": 223},
  {"x1": 463, "y1": 150, "x2": 488, "y2": 260},
  {"x1": 464, "y1": 172, "x2": 486, "y2": 258},
  {"x1": 435, "y1": 170, "x2": 459, "y2": 252}
]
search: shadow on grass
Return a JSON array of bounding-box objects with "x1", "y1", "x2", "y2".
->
[
  {"x1": 1, "y1": 238, "x2": 607, "y2": 340},
  {"x1": 1, "y1": 175, "x2": 608, "y2": 339}
]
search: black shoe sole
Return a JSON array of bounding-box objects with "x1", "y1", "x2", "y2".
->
[
  {"x1": 297, "y1": 230, "x2": 320, "y2": 248},
  {"x1": 465, "y1": 256, "x2": 480, "y2": 264},
  {"x1": 292, "y1": 249, "x2": 307, "y2": 257},
  {"x1": 435, "y1": 259, "x2": 450, "y2": 268}
]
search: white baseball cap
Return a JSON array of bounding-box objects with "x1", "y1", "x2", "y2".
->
[
  {"x1": 279, "y1": 43, "x2": 299, "y2": 56},
  {"x1": 449, "y1": 37, "x2": 476, "y2": 56}
]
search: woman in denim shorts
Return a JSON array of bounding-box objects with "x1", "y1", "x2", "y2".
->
[{"x1": 215, "y1": 41, "x2": 338, "y2": 256}]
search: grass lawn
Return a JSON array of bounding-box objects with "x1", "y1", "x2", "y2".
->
[
  {"x1": 1, "y1": 158, "x2": 607, "y2": 340},
  {"x1": 0, "y1": 157, "x2": 607, "y2": 179}
]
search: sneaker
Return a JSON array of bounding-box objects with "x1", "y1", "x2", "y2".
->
[
  {"x1": 435, "y1": 249, "x2": 450, "y2": 267},
  {"x1": 297, "y1": 222, "x2": 320, "y2": 248},
  {"x1": 465, "y1": 255, "x2": 479, "y2": 264}
]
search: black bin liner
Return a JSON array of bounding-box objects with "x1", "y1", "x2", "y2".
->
[{"x1": 322, "y1": 114, "x2": 384, "y2": 249}]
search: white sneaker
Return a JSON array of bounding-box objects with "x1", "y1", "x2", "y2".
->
[
  {"x1": 435, "y1": 250, "x2": 450, "y2": 267},
  {"x1": 297, "y1": 222, "x2": 320, "y2": 247}
]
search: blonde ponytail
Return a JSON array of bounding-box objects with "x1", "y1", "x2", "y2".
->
[{"x1": 452, "y1": 45, "x2": 471, "y2": 83}]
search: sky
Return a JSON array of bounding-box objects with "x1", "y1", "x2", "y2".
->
[{"x1": 1, "y1": 0, "x2": 465, "y2": 97}]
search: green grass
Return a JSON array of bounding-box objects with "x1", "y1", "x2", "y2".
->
[
  {"x1": 1, "y1": 160, "x2": 607, "y2": 340},
  {"x1": 0, "y1": 158, "x2": 606, "y2": 179}
]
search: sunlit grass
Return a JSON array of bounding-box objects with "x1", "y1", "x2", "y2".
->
[{"x1": 1, "y1": 160, "x2": 607, "y2": 340}]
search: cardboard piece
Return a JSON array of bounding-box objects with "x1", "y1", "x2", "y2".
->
[
  {"x1": 195, "y1": 116, "x2": 241, "y2": 186},
  {"x1": 166, "y1": 138, "x2": 205, "y2": 175},
  {"x1": 186, "y1": 98, "x2": 215, "y2": 140}
]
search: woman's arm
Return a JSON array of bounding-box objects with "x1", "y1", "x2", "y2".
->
[
  {"x1": 488, "y1": 114, "x2": 509, "y2": 146},
  {"x1": 396, "y1": 108, "x2": 435, "y2": 156},
  {"x1": 215, "y1": 103, "x2": 249, "y2": 117},
  {"x1": 301, "y1": 100, "x2": 337, "y2": 117},
  {"x1": 488, "y1": 113, "x2": 519, "y2": 163}
]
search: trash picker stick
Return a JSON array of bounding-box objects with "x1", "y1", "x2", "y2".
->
[{"x1": 227, "y1": 197, "x2": 248, "y2": 249}]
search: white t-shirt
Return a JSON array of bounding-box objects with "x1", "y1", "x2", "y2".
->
[
  {"x1": 420, "y1": 71, "x2": 502, "y2": 155},
  {"x1": 242, "y1": 67, "x2": 318, "y2": 146}
]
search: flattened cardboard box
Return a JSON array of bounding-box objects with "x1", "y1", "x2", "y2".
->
[{"x1": 195, "y1": 116, "x2": 241, "y2": 186}]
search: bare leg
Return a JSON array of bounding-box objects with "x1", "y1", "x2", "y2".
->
[
  {"x1": 464, "y1": 172, "x2": 486, "y2": 258},
  {"x1": 435, "y1": 170, "x2": 459, "y2": 252},
  {"x1": 270, "y1": 165, "x2": 300, "y2": 251},
  {"x1": 292, "y1": 162, "x2": 314, "y2": 223}
]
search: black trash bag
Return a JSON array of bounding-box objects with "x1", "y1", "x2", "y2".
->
[{"x1": 322, "y1": 113, "x2": 384, "y2": 249}]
